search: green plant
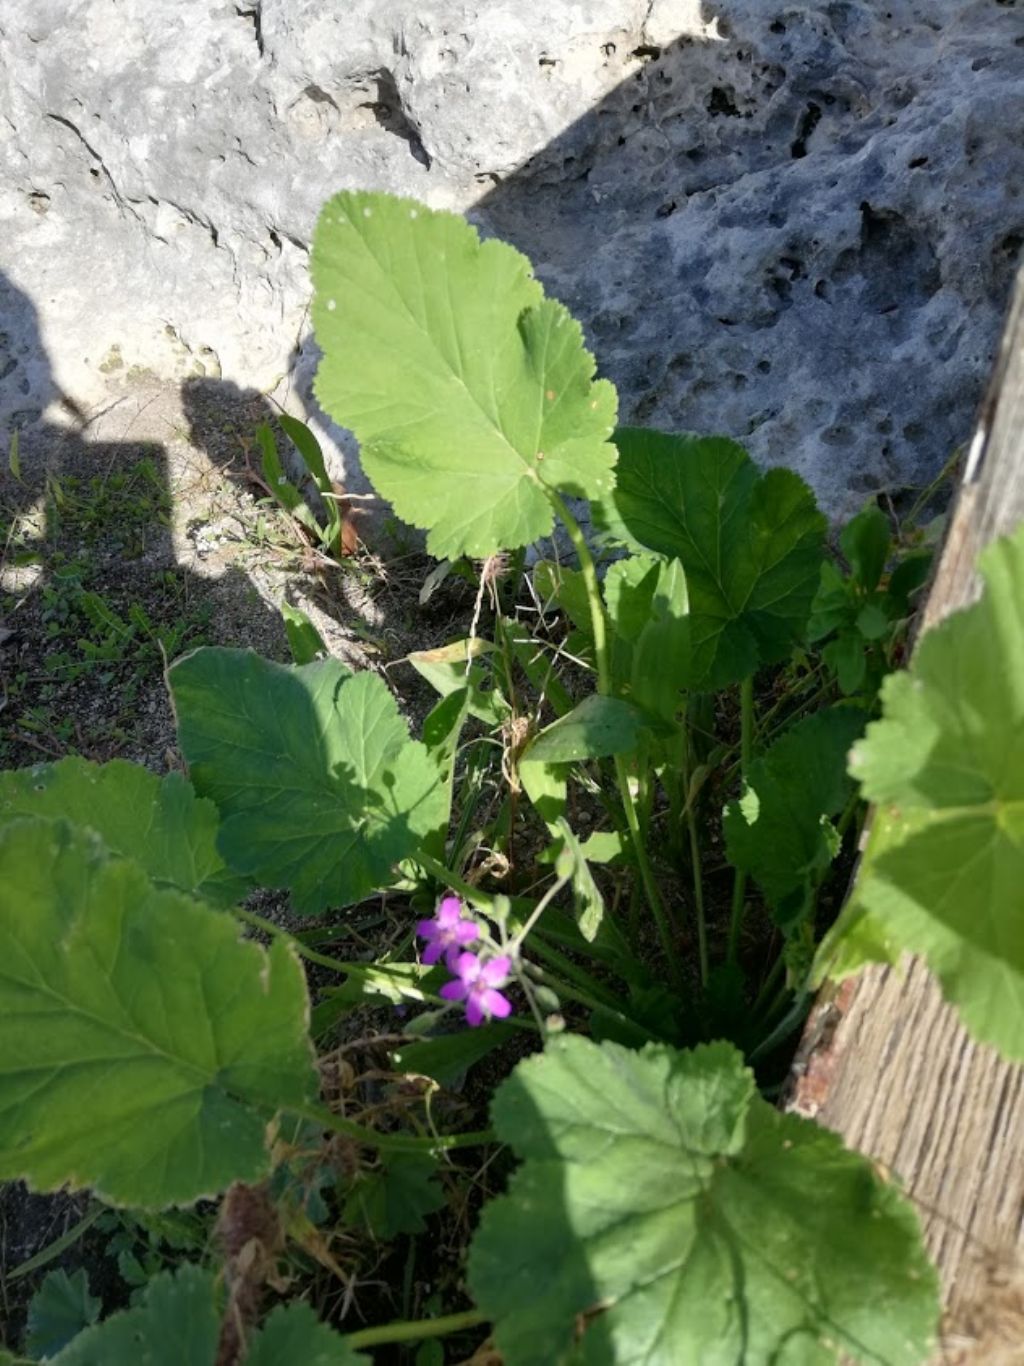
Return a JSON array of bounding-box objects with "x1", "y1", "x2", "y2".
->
[
  {"x1": 255, "y1": 413, "x2": 350, "y2": 563},
  {"x1": 1, "y1": 191, "x2": 1018, "y2": 1363},
  {"x1": 807, "y1": 503, "x2": 931, "y2": 694}
]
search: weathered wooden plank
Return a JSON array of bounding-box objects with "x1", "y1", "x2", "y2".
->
[{"x1": 787, "y1": 267, "x2": 1024, "y2": 1328}]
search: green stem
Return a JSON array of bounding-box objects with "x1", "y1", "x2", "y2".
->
[
  {"x1": 727, "y1": 675, "x2": 755, "y2": 963},
  {"x1": 546, "y1": 492, "x2": 611, "y2": 693},
  {"x1": 235, "y1": 907, "x2": 370, "y2": 977},
  {"x1": 546, "y1": 492, "x2": 683, "y2": 986},
  {"x1": 678, "y1": 717, "x2": 709, "y2": 985},
  {"x1": 752, "y1": 953, "x2": 786, "y2": 1017},
  {"x1": 834, "y1": 787, "x2": 862, "y2": 840},
  {"x1": 523, "y1": 956, "x2": 662, "y2": 1041},
  {"x1": 749, "y1": 992, "x2": 810, "y2": 1064},
  {"x1": 752, "y1": 665, "x2": 826, "y2": 745},
  {"x1": 289, "y1": 1102, "x2": 494, "y2": 1154},
  {"x1": 685, "y1": 798, "x2": 709, "y2": 988},
  {"x1": 414, "y1": 850, "x2": 497, "y2": 914},
  {"x1": 719, "y1": 674, "x2": 831, "y2": 790},
  {"x1": 508, "y1": 869, "x2": 571, "y2": 954},
  {"x1": 527, "y1": 936, "x2": 627, "y2": 1011},
  {"x1": 500, "y1": 545, "x2": 528, "y2": 613},
  {"x1": 346, "y1": 1309, "x2": 488, "y2": 1350},
  {"x1": 416, "y1": 850, "x2": 647, "y2": 1018},
  {"x1": 415, "y1": 851, "x2": 656, "y2": 1036},
  {"x1": 760, "y1": 977, "x2": 795, "y2": 1026},
  {"x1": 615, "y1": 754, "x2": 682, "y2": 987}
]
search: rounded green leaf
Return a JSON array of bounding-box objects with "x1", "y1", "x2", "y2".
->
[
  {"x1": 343, "y1": 1152, "x2": 447, "y2": 1239},
  {"x1": 245, "y1": 1303, "x2": 368, "y2": 1365},
  {"x1": 599, "y1": 429, "x2": 826, "y2": 689},
  {"x1": 469, "y1": 1035, "x2": 938, "y2": 1365},
  {"x1": 602, "y1": 554, "x2": 666, "y2": 647},
  {"x1": 170, "y1": 648, "x2": 446, "y2": 913},
  {"x1": 52, "y1": 1265, "x2": 219, "y2": 1365},
  {"x1": 524, "y1": 695, "x2": 652, "y2": 765},
  {"x1": 0, "y1": 819, "x2": 317, "y2": 1208},
  {"x1": 821, "y1": 527, "x2": 1024, "y2": 1057},
  {"x1": 52, "y1": 1266, "x2": 368, "y2": 1366},
  {"x1": 0, "y1": 757, "x2": 248, "y2": 907},
  {"x1": 723, "y1": 707, "x2": 867, "y2": 917},
  {"x1": 311, "y1": 191, "x2": 617, "y2": 559},
  {"x1": 840, "y1": 505, "x2": 891, "y2": 593},
  {"x1": 391, "y1": 1021, "x2": 516, "y2": 1086},
  {"x1": 26, "y1": 1270, "x2": 100, "y2": 1359}
]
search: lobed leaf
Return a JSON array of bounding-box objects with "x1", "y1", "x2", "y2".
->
[
  {"x1": 627, "y1": 557, "x2": 690, "y2": 722},
  {"x1": 311, "y1": 191, "x2": 617, "y2": 559},
  {"x1": 406, "y1": 637, "x2": 508, "y2": 726},
  {"x1": 0, "y1": 819, "x2": 316, "y2": 1208},
  {"x1": 723, "y1": 707, "x2": 867, "y2": 924},
  {"x1": 840, "y1": 504, "x2": 891, "y2": 593},
  {"x1": 602, "y1": 554, "x2": 665, "y2": 647},
  {"x1": 52, "y1": 1265, "x2": 366, "y2": 1365},
  {"x1": 0, "y1": 757, "x2": 248, "y2": 907},
  {"x1": 469, "y1": 1035, "x2": 938, "y2": 1366},
  {"x1": 816, "y1": 527, "x2": 1024, "y2": 1057},
  {"x1": 524, "y1": 695, "x2": 652, "y2": 765},
  {"x1": 343, "y1": 1152, "x2": 447, "y2": 1238},
  {"x1": 391, "y1": 1021, "x2": 516, "y2": 1086},
  {"x1": 599, "y1": 429, "x2": 825, "y2": 689},
  {"x1": 170, "y1": 648, "x2": 445, "y2": 913},
  {"x1": 553, "y1": 816, "x2": 606, "y2": 942},
  {"x1": 245, "y1": 1302, "x2": 368, "y2": 1365},
  {"x1": 26, "y1": 1270, "x2": 100, "y2": 1359},
  {"x1": 53, "y1": 1264, "x2": 219, "y2": 1365}
]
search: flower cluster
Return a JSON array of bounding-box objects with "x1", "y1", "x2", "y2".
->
[{"x1": 416, "y1": 895, "x2": 513, "y2": 1027}]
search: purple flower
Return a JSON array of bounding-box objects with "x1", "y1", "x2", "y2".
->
[
  {"x1": 440, "y1": 952, "x2": 513, "y2": 1027},
  {"x1": 416, "y1": 895, "x2": 480, "y2": 968}
]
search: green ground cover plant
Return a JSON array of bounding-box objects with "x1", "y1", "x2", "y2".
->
[
  {"x1": 0, "y1": 458, "x2": 212, "y2": 766},
  {"x1": 1, "y1": 190, "x2": 1021, "y2": 1364}
]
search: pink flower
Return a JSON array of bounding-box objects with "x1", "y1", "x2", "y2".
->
[
  {"x1": 440, "y1": 952, "x2": 513, "y2": 1027},
  {"x1": 416, "y1": 895, "x2": 480, "y2": 968}
]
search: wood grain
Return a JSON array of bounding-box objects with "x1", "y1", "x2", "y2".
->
[{"x1": 787, "y1": 267, "x2": 1024, "y2": 1321}]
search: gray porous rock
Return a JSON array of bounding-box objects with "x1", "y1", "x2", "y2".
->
[{"x1": 1, "y1": 0, "x2": 1022, "y2": 516}]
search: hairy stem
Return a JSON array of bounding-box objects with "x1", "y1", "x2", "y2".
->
[{"x1": 346, "y1": 1309, "x2": 488, "y2": 1350}]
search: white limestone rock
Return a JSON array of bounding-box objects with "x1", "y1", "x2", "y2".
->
[{"x1": 1, "y1": 0, "x2": 1022, "y2": 517}]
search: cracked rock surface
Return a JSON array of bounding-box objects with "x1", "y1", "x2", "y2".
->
[{"x1": 1, "y1": 0, "x2": 1022, "y2": 515}]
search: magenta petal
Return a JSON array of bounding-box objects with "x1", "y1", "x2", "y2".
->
[
  {"x1": 416, "y1": 919, "x2": 438, "y2": 940},
  {"x1": 440, "y1": 979, "x2": 468, "y2": 1002},
  {"x1": 452, "y1": 952, "x2": 482, "y2": 983},
  {"x1": 453, "y1": 921, "x2": 480, "y2": 945},
  {"x1": 481, "y1": 956, "x2": 511, "y2": 987},
  {"x1": 421, "y1": 940, "x2": 443, "y2": 966},
  {"x1": 482, "y1": 989, "x2": 512, "y2": 1019},
  {"x1": 465, "y1": 996, "x2": 484, "y2": 1027},
  {"x1": 436, "y1": 896, "x2": 463, "y2": 925}
]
